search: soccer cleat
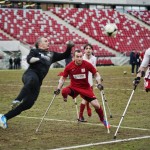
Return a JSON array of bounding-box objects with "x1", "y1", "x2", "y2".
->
[
  {"x1": 0, "y1": 114, "x2": 8, "y2": 129},
  {"x1": 63, "y1": 98, "x2": 67, "y2": 102},
  {"x1": 78, "y1": 116, "x2": 87, "y2": 122},
  {"x1": 87, "y1": 108, "x2": 92, "y2": 117},
  {"x1": 11, "y1": 100, "x2": 21, "y2": 110},
  {"x1": 103, "y1": 120, "x2": 110, "y2": 129}
]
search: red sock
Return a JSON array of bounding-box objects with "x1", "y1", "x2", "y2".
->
[
  {"x1": 86, "y1": 102, "x2": 90, "y2": 109},
  {"x1": 86, "y1": 102, "x2": 92, "y2": 117},
  {"x1": 79, "y1": 103, "x2": 85, "y2": 118},
  {"x1": 95, "y1": 107, "x2": 104, "y2": 122}
]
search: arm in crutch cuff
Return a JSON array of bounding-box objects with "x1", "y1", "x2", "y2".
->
[
  {"x1": 54, "y1": 76, "x2": 66, "y2": 95},
  {"x1": 94, "y1": 72, "x2": 104, "y2": 91}
]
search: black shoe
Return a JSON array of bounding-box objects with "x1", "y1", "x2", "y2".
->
[{"x1": 78, "y1": 116, "x2": 87, "y2": 122}]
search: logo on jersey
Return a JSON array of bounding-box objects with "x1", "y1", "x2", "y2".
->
[
  {"x1": 81, "y1": 68, "x2": 85, "y2": 72},
  {"x1": 73, "y1": 74, "x2": 86, "y2": 79}
]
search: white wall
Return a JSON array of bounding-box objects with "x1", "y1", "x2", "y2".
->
[{"x1": 36, "y1": 0, "x2": 150, "y2": 5}]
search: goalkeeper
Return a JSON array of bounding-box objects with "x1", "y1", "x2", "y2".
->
[
  {"x1": 0, "y1": 37, "x2": 74, "y2": 129},
  {"x1": 54, "y1": 49, "x2": 110, "y2": 128}
]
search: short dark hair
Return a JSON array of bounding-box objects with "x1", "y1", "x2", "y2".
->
[
  {"x1": 35, "y1": 36, "x2": 48, "y2": 49},
  {"x1": 84, "y1": 43, "x2": 93, "y2": 50},
  {"x1": 73, "y1": 49, "x2": 82, "y2": 56},
  {"x1": 35, "y1": 37, "x2": 43, "y2": 48}
]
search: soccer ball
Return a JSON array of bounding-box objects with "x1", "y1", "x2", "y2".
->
[
  {"x1": 123, "y1": 71, "x2": 127, "y2": 75},
  {"x1": 104, "y1": 23, "x2": 118, "y2": 37}
]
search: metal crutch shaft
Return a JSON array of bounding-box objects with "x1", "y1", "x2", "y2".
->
[
  {"x1": 113, "y1": 86, "x2": 137, "y2": 139},
  {"x1": 102, "y1": 91, "x2": 113, "y2": 118},
  {"x1": 74, "y1": 98, "x2": 79, "y2": 120},
  {"x1": 35, "y1": 94, "x2": 56, "y2": 133},
  {"x1": 100, "y1": 90, "x2": 110, "y2": 133}
]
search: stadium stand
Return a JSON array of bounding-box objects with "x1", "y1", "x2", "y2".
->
[
  {"x1": 127, "y1": 10, "x2": 150, "y2": 25},
  {"x1": 0, "y1": 32, "x2": 10, "y2": 40},
  {"x1": 0, "y1": 8, "x2": 115, "y2": 65},
  {"x1": 49, "y1": 8, "x2": 150, "y2": 55},
  {"x1": 0, "y1": 9, "x2": 87, "y2": 45},
  {"x1": 96, "y1": 58, "x2": 114, "y2": 66}
]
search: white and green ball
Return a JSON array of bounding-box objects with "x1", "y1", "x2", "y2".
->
[{"x1": 104, "y1": 23, "x2": 118, "y2": 37}]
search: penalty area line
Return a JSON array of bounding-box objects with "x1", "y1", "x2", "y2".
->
[{"x1": 48, "y1": 135, "x2": 150, "y2": 150}]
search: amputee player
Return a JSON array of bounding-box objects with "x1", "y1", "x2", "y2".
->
[
  {"x1": 0, "y1": 36, "x2": 74, "y2": 129},
  {"x1": 54, "y1": 50, "x2": 110, "y2": 128},
  {"x1": 134, "y1": 48, "x2": 150, "y2": 92},
  {"x1": 78, "y1": 43, "x2": 97, "y2": 122}
]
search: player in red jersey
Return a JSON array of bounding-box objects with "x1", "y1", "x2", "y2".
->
[
  {"x1": 54, "y1": 50, "x2": 110, "y2": 128},
  {"x1": 78, "y1": 43, "x2": 97, "y2": 121}
]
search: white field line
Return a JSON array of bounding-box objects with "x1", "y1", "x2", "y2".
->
[
  {"x1": 0, "y1": 83, "x2": 145, "y2": 91},
  {"x1": 49, "y1": 135, "x2": 150, "y2": 150},
  {"x1": 17, "y1": 115, "x2": 150, "y2": 131}
]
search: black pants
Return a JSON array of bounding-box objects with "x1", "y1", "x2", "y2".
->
[
  {"x1": 131, "y1": 63, "x2": 135, "y2": 74},
  {"x1": 5, "y1": 70, "x2": 40, "y2": 120}
]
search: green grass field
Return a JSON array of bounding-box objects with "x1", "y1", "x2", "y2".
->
[{"x1": 0, "y1": 65, "x2": 150, "y2": 150}]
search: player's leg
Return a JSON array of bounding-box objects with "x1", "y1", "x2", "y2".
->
[
  {"x1": 61, "y1": 86, "x2": 77, "y2": 101},
  {"x1": 90, "y1": 99, "x2": 104, "y2": 122},
  {"x1": 11, "y1": 70, "x2": 38, "y2": 109},
  {"x1": 90, "y1": 99, "x2": 110, "y2": 128},
  {"x1": 78, "y1": 99, "x2": 87, "y2": 122},
  {"x1": 0, "y1": 72, "x2": 40, "y2": 128},
  {"x1": 86, "y1": 86, "x2": 93, "y2": 117}
]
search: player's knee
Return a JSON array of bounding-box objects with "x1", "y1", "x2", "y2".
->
[
  {"x1": 22, "y1": 101, "x2": 35, "y2": 110},
  {"x1": 62, "y1": 88, "x2": 71, "y2": 97}
]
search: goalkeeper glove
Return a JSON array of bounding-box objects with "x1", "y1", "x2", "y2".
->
[{"x1": 66, "y1": 41, "x2": 74, "y2": 48}]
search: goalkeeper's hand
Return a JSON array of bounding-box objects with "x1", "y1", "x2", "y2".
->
[
  {"x1": 97, "y1": 84, "x2": 104, "y2": 91},
  {"x1": 133, "y1": 77, "x2": 141, "y2": 86},
  {"x1": 54, "y1": 89, "x2": 60, "y2": 95},
  {"x1": 66, "y1": 41, "x2": 74, "y2": 48}
]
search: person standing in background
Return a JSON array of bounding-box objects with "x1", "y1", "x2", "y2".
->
[
  {"x1": 130, "y1": 50, "x2": 136, "y2": 75},
  {"x1": 9, "y1": 56, "x2": 13, "y2": 69}
]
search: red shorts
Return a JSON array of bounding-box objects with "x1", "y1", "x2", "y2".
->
[
  {"x1": 144, "y1": 78, "x2": 150, "y2": 91},
  {"x1": 63, "y1": 85, "x2": 96, "y2": 102}
]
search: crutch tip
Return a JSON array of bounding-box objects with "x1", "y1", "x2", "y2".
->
[
  {"x1": 107, "y1": 130, "x2": 110, "y2": 134},
  {"x1": 110, "y1": 115, "x2": 113, "y2": 118},
  {"x1": 113, "y1": 136, "x2": 116, "y2": 139}
]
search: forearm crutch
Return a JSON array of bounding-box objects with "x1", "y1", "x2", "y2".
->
[
  {"x1": 102, "y1": 90, "x2": 113, "y2": 118},
  {"x1": 100, "y1": 90, "x2": 110, "y2": 133},
  {"x1": 74, "y1": 98, "x2": 79, "y2": 120},
  {"x1": 113, "y1": 86, "x2": 137, "y2": 139},
  {"x1": 36, "y1": 94, "x2": 56, "y2": 133}
]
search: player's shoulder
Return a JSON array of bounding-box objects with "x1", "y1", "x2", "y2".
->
[
  {"x1": 83, "y1": 60, "x2": 92, "y2": 65},
  {"x1": 91, "y1": 55, "x2": 97, "y2": 60},
  {"x1": 66, "y1": 60, "x2": 74, "y2": 68},
  {"x1": 145, "y1": 48, "x2": 150, "y2": 55}
]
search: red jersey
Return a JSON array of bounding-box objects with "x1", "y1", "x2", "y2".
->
[{"x1": 63, "y1": 60, "x2": 97, "y2": 88}]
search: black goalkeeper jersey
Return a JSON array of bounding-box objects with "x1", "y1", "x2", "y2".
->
[{"x1": 26, "y1": 46, "x2": 72, "y2": 83}]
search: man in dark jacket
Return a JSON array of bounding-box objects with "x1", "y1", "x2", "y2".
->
[
  {"x1": 129, "y1": 50, "x2": 136, "y2": 75},
  {"x1": 0, "y1": 36, "x2": 74, "y2": 129}
]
